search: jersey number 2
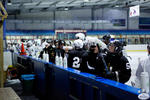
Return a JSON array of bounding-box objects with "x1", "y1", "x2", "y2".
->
[{"x1": 73, "y1": 57, "x2": 80, "y2": 68}]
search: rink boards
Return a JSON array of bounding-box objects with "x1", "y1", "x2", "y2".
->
[
  {"x1": 126, "y1": 44, "x2": 147, "y2": 52},
  {"x1": 11, "y1": 52, "x2": 143, "y2": 100}
]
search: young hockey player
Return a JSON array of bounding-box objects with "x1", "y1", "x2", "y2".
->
[
  {"x1": 105, "y1": 40, "x2": 131, "y2": 83},
  {"x1": 67, "y1": 39, "x2": 86, "y2": 70}
]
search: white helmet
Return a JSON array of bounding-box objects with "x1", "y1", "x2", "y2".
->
[
  {"x1": 73, "y1": 39, "x2": 83, "y2": 49},
  {"x1": 27, "y1": 41, "x2": 32, "y2": 46},
  {"x1": 44, "y1": 42, "x2": 49, "y2": 47},
  {"x1": 35, "y1": 39, "x2": 41, "y2": 45},
  {"x1": 7, "y1": 40, "x2": 11, "y2": 44},
  {"x1": 75, "y1": 33, "x2": 85, "y2": 41},
  {"x1": 86, "y1": 37, "x2": 107, "y2": 49},
  {"x1": 88, "y1": 37, "x2": 98, "y2": 47}
]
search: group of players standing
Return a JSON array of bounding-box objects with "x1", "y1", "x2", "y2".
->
[{"x1": 40, "y1": 33, "x2": 131, "y2": 84}]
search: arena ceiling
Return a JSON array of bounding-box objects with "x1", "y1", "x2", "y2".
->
[{"x1": 1, "y1": 0, "x2": 150, "y2": 14}]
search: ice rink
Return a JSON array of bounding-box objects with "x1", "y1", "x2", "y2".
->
[{"x1": 126, "y1": 51, "x2": 148, "y2": 86}]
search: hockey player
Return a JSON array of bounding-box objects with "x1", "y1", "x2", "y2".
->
[
  {"x1": 55, "y1": 40, "x2": 66, "y2": 60},
  {"x1": 26, "y1": 41, "x2": 35, "y2": 57},
  {"x1": 33, "y1": 39, "x2": 42, "y2": 58},
  {"x1": 135, "y1": 43, "x2": 150, "y2": 89},
  {"x1": 67, "y1": 39, "x2": 86, "y2": 70},
  {"x1": 39, "y1": 41, "x2": 49, "y2": 59},
  {"x1": 47, "y1": 40, "x2": 55, "y2": 63},
  {"x1": 81, "y1": 38, "x2": 106, "y2": 76},
  {"x1": 105, "y1": 40, "x2": 131, "y2": 83},
  {"x1": 102, "y1": 34, "x2": 111, "y2": 45},
  {"x1": 41, "y1": 39, "x2": 48, "y2": 49}
]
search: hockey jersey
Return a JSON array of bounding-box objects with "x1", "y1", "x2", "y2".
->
[
  {"x1": 81, "y1": 52, "x2": 106, "y2": 77},
  {"x1": 68, "y1": 49, "x2": 86, "y2": 70},
  {"x1": 105, "y1": 52, "x2": 131, "y2": 83}
]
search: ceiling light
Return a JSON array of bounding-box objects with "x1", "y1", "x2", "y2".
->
[
  {"x1": 7, "y1": 0, "x2": 12, "y2": 5},
  {"x1": 84, "y1": 0, "x2": 90, "y2": 2},
  {"x1": 115, "y1": 5, "x2": 119, "y2": 7},
  {"x1": 64, "y1": 7, "x2": 69, "y2": 11},
  {"x1": 7, "y1": 3, "x2": 12, "y2": 5}
]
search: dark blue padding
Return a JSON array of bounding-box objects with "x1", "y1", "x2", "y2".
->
[
  {"x1": 32, "y1": 58, "x2": 47, "y2": 98},
  {"x1": 13, "y1": 52, "x2": 142, "y2": 100}
]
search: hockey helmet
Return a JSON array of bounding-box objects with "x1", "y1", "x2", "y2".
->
[
  {"x1": 87, "y1": 37, "x2": 97, "y2": 47},
  {"x1": 21, "y1": 39, "x2": 26, "y2": 42},
  {"x1": 54, "y1": 39, "x2": 59, "y2": 45},
  {"x1": 58, "y1": 40, "x2": 65, "y2": 46},
  {"x1": 109, "y1": 40, "x2": 123, "y2": 53},
  {"x1": 103, "y1": 34, "x2": 111, "y2": 41},
  {"x1": 75, "y1": 33, "x2": 85, "y2": 41},
  {"x1": 27, "y1": 41, "x2": 32, "y2": 47},
  {"x1": 47, "y1": 39, "x2": 53, "y2": 43},
  {"x1": 73, "y1": 39, "x2": 83, "y2": 49}
]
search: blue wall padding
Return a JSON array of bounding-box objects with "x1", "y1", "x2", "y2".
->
[
  {"x1": 5, "y1": 30, "x2": 150, "y2": 36},
  {"x1": 87, "y1": 30, "x2": 150, "y2": 35},
  {"x1": 6, "y1": 30, "x2": 55, "y2": 36}
]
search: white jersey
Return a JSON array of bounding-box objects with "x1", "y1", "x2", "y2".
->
[
  {"x1": 135, "y1": 56, "x2": 150, "y2": 89},
  {"x1": 26, "y1": 46, "x2": 35, "y2": 56},
  {"x1": 33, "y1": 45, "x2": 43, "y2": 58},
  {"x1": 42, "y1": 41, "x2": 48, "y2": 49}
]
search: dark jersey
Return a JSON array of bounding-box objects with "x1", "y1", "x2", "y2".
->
[
  {"x1": 47, "y1": 45, "x2": 55, "y2": 63},
  {"x1": 81, "y1": 52, "x2": 106, "y2": 77},
  {"x1": 68, "y1": 49, "x2": 86, "y2": 70},
  {"x1": 105, "y1": 52, "x2": 131, "y2": 83}
]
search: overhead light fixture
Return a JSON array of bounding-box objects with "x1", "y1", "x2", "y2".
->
[
  {"x1": 64, "y1": 7, "x2": 69, "y2": 11},
  {"x1": 84, "y1": 0, "x2": 90, "y2": 2},
  {"x1": 7, "y1": 0, "x2": 12, "y2": 5},
  {"x1": 115, "y1": 5, "x2": 119, "y2": 7}
]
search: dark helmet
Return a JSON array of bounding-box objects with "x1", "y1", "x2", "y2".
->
[
  {"x1": 42, "y1": 39, "x2": 46, "y2": 42},
  {"x1": 109, "y1": 40, "x2": 123, "y2": 53},
  {"x1": 58, "y1": 40, "x2": 65, "y2": 46},
  {"x1": 103, "y1": 34, "x2": 111, "y2": 41},
  {"x1": 21, "y1": 39, "x2": 25, "y2": 42},
  {"x1": 47, "y1": 39, "x2": 52, "y2": 43},
  {"x1": 54, "y1": 39, "x2": 59, "y2": 44}
]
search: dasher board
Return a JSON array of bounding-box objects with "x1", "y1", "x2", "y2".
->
[{"x1": 0, "y1": 87, "x2": 21, "y2": 100}]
